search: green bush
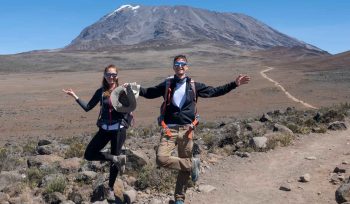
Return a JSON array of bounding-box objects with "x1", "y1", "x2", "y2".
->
[
  {"x1": 266, "y1": 134, "x2": 294, "y2": 150},
  {"x1": 317, "y1": 109, "x2": 345, "y2": 123},
  {"x1": 0, "y1": 146, "x2": 26, "y2": 171},
  {"x1": 45, "y1": 176, "x2": 66, "y2": 194},
  {"x1": 197, "y1": 121, "x2": 219, "y2": 130},
  {"x1": 136, "y1": 164, "x2": 177, "y2": 192},
  {"x1": 0, "y1": 148, "x2": 7, "y2": 171},
  {"x1": 26, "y1": 167, "x2": 44, "y2": 187},
  {"x1": 201, "y1": 132, "x2": 217, "y2": 149},
  {"x1": 65, "y1": 142, "x2": 85, "y2": 159},
  {"x1": 22, "y1": 141, "x2": 37, "y2": 155},
  {"x1": 304, "y1": 118, "x2": 317, "y2": 127}
]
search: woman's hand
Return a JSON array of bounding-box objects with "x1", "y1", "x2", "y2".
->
[
  {"x1": 235, "y1": 74, "x2": 251, "y2": 86},
  {"x1": 62, "y1": 88, "x2": 79, "y2": 100},
  {"x1": 122, "y1": 83, "x2": 130, "y2": 88}
]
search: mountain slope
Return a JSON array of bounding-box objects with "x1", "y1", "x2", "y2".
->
[{"x1": 65, "y1": 5, "x2": 321, "y2": 51}]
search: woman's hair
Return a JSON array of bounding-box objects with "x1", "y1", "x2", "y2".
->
[{"x1": 102, "y1": 64, "x2": 119, "y2": 97}]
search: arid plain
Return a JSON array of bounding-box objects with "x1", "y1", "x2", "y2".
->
[{"x1": 1, "y1": 44, "x2": 349, "y2": 145}]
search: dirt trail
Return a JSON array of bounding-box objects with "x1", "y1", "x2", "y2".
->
[
  {"x1": 260, "y1": 67, "x2": 318, "y2": 109},
  {"x1": 190, "y1": 122, "x2": 350, "y2": 204}
]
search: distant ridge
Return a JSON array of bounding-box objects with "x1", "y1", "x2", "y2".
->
[{"x1": 65, "y1": 5, "x2": 323, "y2": 51}]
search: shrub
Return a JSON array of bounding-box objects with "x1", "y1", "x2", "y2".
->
[
  {"x1": 266, "y1": 134, "x2": 294, "y2": 150},
  {"x1": 26, "y1": 167, "x2": 45, "y2": 187},
  {"x1": 136, "y1": 164, "x2": 177, "y2": 192},
  {"x1": 0, "y1": 146, "x2": 26, "y2": 171},
  {"x1": 0, "y1": 147, "x2": 7, "y2": 171},
  {"x1": 44, "y1": 176, "x2": 66, "y2": 194},
  {"x1": 298, "y1": 126, "x2": 312, "y2": 134},
  {"x1": 197, "y1": 121, "x2": 219, "y2": 130},
  {"x1": 317, "y1": 109, "x2": 345, "y2": 123},
  {"x1": 65, "y1": 142, "x2": 85, "y2": 159},
  {"x1": 22, "y1": 141, "x2": 37, "y2": 156},
  {"x1": 201, "y1": 132, "x2": 217, "y2": 149},
  {"x1": 304, "y1": 118, "x2": 317, "y2": 127}
]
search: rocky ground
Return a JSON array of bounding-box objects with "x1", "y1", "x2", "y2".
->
[
  {"x1": 0, "y1": 104, "x2": 350, "y2": 204},
  {"x1": 1, "y1": 32, "x2": 350, "y2": 204}
]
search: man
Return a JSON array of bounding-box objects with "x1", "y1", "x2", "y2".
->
[{"x1": 139, "y1": 55, "x2": 250, "y2": 204}]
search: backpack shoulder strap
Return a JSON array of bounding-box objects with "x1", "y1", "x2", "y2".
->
[
  {"x1": 160, "y1": 76, "x2": 173, "y2": 115},
  {"x1": 190, "y1": 79, "x2": 197, "y2": 103},
  {"x1": 164, "y1": 76, "x2": 174, "y2": 104}
]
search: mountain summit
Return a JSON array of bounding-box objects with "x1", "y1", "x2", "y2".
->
[{"x1": 65, "y1": 5, "x2": 321, "y2": 51}]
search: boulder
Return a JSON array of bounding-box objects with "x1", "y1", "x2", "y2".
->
[
  {"x1": 273, "y1": 124, "x2": 293, "y2": 135},
  {"x1": 336, "y1": 182, "x2": 350, "y2": 204},
  {"x1": 124, "y1": 188, "x2": 137, "y2": 204},
  {"x1": 328, "y1": 122, "x2": 347, "y2": 131},
  {"x1": 91, "y1": 174, "x2": 109, "y2": 202},
  {"x1": 27, "y1": 155, "x2": 64, "y2": 169},
  {"x1": 0, "y1": 192, "x2": 10, "y2": 202},
  {"x1": 0, "y1": 171, "x2": 23, "y2": 191},
  {"x1": 76, "y1": 171, "x2": 97, "y2": 184},
  {"x1": 126, "y1": 149, "x2": 150, "y2": 170},
  {"x1": 44, "y1": 192, "x2": 67, "y2": 204},
  {"x1": 59, "y1": 157, "x2": 83, "y2": 173},
  {"x1": 68, "y1": 190, "x2": 84, "y2": 204},
  {"x1": 245, "y1": 121, "x2": 264, "y2": 132},
  {"x1": 260, "y1": 113, "x2": 272, "y2": 122},
  {"x1": 38, "y1": 139, "x2": 52, "y2": 146},
  {"x1": 250, "y1": 137, "x2": 267, "y2": 149}
]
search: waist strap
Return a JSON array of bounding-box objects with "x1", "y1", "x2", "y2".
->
[{"x1": 161, "y1": 115, "x2": 199, "y2": 139}]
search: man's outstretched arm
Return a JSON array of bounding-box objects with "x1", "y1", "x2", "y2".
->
[
  {"x1": 139, "y1": 81, "x2": 166, "y2": 99},
  {"x1": 196, "y1": 75, "x2": 250, "y2": 98}
]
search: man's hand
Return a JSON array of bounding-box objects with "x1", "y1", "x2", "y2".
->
[{"x1": 235, "y1": 74, "x2": 251, "y2": 86}]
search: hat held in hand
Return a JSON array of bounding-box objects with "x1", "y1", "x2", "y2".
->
[{"x1": 110, "y1": 83, "x2": 140, "y2": 113}]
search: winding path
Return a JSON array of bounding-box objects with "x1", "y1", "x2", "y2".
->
[
  {"x1": 260, "y1": 66, "x2": 318, "y2": 109},
  {"x1": 190, "y1": 122, "x2": 350, "y2": 204}
]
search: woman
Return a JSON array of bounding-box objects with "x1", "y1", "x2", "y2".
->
[{"x1": 63, "y1": 64, "x2": 130, "y2": 201}]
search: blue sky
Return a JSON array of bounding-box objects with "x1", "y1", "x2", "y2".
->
[{"x1": 0, "y1": 0, "x2": 349, "y2": 55}]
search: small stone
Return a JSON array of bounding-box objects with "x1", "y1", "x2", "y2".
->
[
  {"x1": 198, "y1": 185, "x2": 216, "y2": 193},
  {"x1": 124, "y1": 189, "x2": 137, "y2": 204},
  {"x1": 305, "y1": 156, "x2": 317, "y2": 160},
  {"x1": 149, "y1": 198, "x2": 162, "y2": 204},
  {"x1": 279, "y1": 183, "x2": 291, "y2": 191},
  {"x1": 334, "y1": 165, "x2": 348, "y2": 173},
  {"x1": 235, "y1": 151, "x2": 250, "y2": 158},
  {"x1": 299, "y1": 173, "x2": 311, "y2": 182}
]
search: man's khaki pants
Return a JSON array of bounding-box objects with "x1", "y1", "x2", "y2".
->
[{"x1": 156, "y1": 126, "x2": 193, "y2": 201}]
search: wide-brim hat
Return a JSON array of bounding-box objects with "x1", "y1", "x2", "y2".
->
[{"x1": 110, "y1": 83, "x2": 140, "y2": 113}]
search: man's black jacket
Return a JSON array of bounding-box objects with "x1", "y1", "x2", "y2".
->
[{"x1": 139, "y1": 75, "x2": 238, "y2": 125}]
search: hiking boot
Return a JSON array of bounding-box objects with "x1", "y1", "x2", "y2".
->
[
  {"x1": 175, "y1": 200, "x2": 184, "y2": 204},
  {"x1": 113, "y1": 154, "x2": 126, "y2": 174},
  {"x1": 191, "y1": 157, "x2": 200, "y2": 182},
  {"x1": 192, "y1": 142, "x2": 201, "y2": 157},
  {"x1": 106, "y1": 189, "x2": 115, "y2": 201}
]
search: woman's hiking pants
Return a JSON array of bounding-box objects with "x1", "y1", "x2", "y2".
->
[{"x1": 84, "y1": 128, "x2": 126, "y2": 188}]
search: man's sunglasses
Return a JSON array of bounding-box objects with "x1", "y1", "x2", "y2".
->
[
  {"x1": 104, "y1": 73, "x2": 118, "y2": 78},
  {"x1": 174, "y1": 62, "x2": 188, "y2": 68}
]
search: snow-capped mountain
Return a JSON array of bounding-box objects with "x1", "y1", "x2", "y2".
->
[{"x1": 65, "y1": 5, "x2": 322, "y2": 51}]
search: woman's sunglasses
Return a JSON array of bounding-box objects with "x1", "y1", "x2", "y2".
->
[{"x1": 104, "y1": 73, "x2": 118, "y2": 78}]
